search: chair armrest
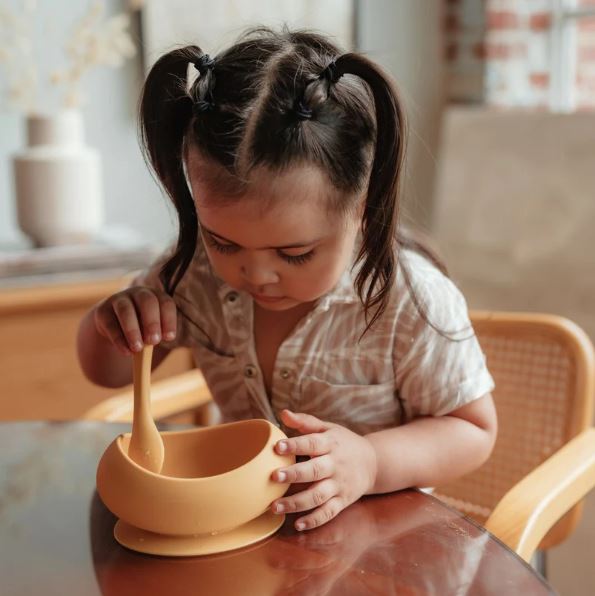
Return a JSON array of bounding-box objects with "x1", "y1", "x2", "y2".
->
[
  {"x1": 82, "y1": 369, "x2": 213, "y2": 422},
  {"x1": 484, "y1": 428, "x2": 595, "y2": 562}
]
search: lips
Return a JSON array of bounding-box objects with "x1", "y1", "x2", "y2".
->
[{"x1": 252, "y1": 294, "x2": 284, "y2": 302}]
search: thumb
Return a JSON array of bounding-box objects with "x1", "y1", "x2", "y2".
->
[{"x1": 280, "y1": 409, "x2": 330, "y2": 434}]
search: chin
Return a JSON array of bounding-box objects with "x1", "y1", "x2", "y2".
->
[{"x1": 255, "y1": 298, "x2": 299, "y2": 311}]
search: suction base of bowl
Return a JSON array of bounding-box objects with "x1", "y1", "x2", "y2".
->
[{"x1": 113, "y1": 510, "x2": 285, "y2": 556}]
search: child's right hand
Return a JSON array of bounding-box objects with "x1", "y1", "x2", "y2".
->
[{"x1": 94, "y1": 287, "x2": 177, "y2": 356}]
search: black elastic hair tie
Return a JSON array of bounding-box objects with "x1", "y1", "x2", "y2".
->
[
  {"x1": 194, "y1": 54, "x2": 215, "y2": 76},
  {"x1": 320, "y1": 59, "x2": 343, "y2": 84},
  {"x1": 193, "y1": 99, "x2": 214, "y2": 115},
  {"x1": 295, "y1": 100, "x2": 313, "y2": 121}
]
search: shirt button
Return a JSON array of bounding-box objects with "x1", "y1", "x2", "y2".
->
[
  {"x1": 226, "y1": 291, "x2": 239, "y2": 303},
  {"x1": 244, "y1": 364, "x2": 257, "y2": 378},
  {"x1": 280, "y1": 368, "x2": 292, "y2": 380}
]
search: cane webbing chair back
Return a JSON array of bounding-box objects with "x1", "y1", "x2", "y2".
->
[{"x1": 433, "y1": 311, "x2": 595, "y2": 550}]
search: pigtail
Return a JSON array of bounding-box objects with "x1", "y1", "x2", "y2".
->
[
  {"x1": 335, "y1": 53, "x2": 407, "y2": 332},
  {"x1": 138, "y1": 45, "x2": 205, "y2": 294}
]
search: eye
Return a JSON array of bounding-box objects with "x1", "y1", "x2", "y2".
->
[
  {"x1": 278, "y1": 250, "x2": 315, "y2": 265},
  {"x1": 205, "y1": 235, "x2": 240, "y2": 255}
]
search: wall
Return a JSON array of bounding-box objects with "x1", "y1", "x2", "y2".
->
[
  {"x1": 0, "y1": 0, "x2": 176, "y2": 250},
  {"x1": 435, "y1": 106, "x2": 595, "y2": 342},
  {"x1": 356, "y1": 0, "x2": 446, "y2": 230}
]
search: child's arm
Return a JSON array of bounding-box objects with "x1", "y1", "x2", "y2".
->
[
  {"x1": 77, "y1": 287, "x2": 177, "y2": 388},
  {"x1": 365, "y1": 393, "x2": 497, "y2": 493},
  {"x1": 269, "y1": 394, "x2": 497, "y2": 531}
]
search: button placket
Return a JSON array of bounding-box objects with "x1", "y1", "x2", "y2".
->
[
  {"x1": 272, "y1": 338, "x2": 298, "y2": 414},
  {"x1": 220, "y1": 288, "x2": 249, "y2": 346},
  {"x1": 244, "y1": 364, "x2": 258, "y2": 379}
]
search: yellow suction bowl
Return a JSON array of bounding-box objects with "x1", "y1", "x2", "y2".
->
[{"x1": 96, "y1": 419, "x2": 294, "y2": 556}]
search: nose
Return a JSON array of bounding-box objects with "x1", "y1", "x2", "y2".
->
[{"x1": 240, "y1": 251, "x2": 279, "y2": 287}]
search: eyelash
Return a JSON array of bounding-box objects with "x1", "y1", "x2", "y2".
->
[{"x1": 206, "y1": 236, "x2": 315, "y2": 265}]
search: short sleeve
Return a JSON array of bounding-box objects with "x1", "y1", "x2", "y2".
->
[{"x1": 394, "y1": 255, "x2": 495, "y2": 419}]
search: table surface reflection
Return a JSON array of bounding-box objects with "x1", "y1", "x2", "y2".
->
[{"x1": 0, "y1": 421, "x2": 555, "y2": 595}]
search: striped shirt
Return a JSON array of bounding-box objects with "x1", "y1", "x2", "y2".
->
[{"x1": 136, "y1": 240, "x2": 494, "y2": 436}]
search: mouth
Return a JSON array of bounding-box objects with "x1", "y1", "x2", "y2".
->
[{"x1": 251, "y1": 293, "x2": 285, "y2": 303}]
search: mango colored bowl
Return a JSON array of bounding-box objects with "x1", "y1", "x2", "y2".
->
[{"x1": 96, "y1": 419, "x2": 294, "y2": 537}]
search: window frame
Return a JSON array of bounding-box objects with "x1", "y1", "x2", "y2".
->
[{"x1": 551, "y1": 0, "x2": 595, "y2": 111}]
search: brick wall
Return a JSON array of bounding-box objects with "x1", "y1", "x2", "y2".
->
[{"x1": 445, "y1": 0, "x2": 595, "y2": 110}]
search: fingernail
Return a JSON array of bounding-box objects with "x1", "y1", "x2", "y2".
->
[
  {"x1": 295, "y1": 522, "x2": 305, "y2": 531},
  {"x1": 133, "y1": 341, "x2": 143, "y2": 351},
  {"x1": 150, "y1": 333, "x2": 161, "y2": 344},
  {"x1": 276, "y1": 470, "x2": 287, "y2": 482},
  {"x1": 164, "y1": 331, "x2": 175, "y2": 341},
  {"x1": 277, "y1": 441, "x2": 287, "y2": 453},
  {"x1": 274, "y1": 503, "x2": 285, "y2": 513}
]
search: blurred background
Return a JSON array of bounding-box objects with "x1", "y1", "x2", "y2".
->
[{"x1": 1, "y1": 1, "x2": 594, "y2": 593}]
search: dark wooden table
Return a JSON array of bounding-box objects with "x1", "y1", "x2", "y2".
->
[{"x1": 1, "y1": 421, "x2": 555, "y2": 595}]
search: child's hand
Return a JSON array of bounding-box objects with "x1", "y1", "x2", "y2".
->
[
  {"x1": 94, "y1": 287, "x2": 177, "y2": 355},
  {"x1": 270, "y1": 409, "x2": 377, "y2": 532}
]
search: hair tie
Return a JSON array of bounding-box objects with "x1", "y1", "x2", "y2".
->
[
  {"x1": 319, "y1": 60, "x2": 343, "y2": 84},
  {"x1": 193, "y1": 99, "x2": 214, "y2": 115},
  {"x1": 194, "y1": 54, "x2": 215, "y2": 76},
  {"x1": 295, "y1": 100, "x2": 313, "y2": 121}
]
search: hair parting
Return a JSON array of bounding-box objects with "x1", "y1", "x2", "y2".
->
[{"x1": 138, "y1": 26, "x2": 458, "y2": 342}]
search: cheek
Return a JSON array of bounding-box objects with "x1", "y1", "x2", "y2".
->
[
  {"x1": 204, "y1": 248, "x2": 237, "y2": 281},
  {"x1": 287, "y1": 253, "x2": 348, "y2": 297}
]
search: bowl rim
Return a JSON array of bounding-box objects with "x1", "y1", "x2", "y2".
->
[{"x1": 113, "y1": 418, "x2": 281, "y2": 483}]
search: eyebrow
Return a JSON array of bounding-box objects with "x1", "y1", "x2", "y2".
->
[{"x1": 201, "y1": 225, "x2": 322, "y2": 250}]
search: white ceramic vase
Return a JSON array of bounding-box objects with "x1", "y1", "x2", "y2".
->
[{"x1": 12, "y1": 110, "x2": 104, "y2": 247}]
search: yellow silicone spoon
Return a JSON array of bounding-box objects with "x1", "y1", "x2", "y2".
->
[{"x1": 127, "y1": 345, "x2": 165, "y2": 474}]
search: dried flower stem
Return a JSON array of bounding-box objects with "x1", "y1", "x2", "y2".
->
[
  {"x1": 0, "y1": 0, "x2": 138, "y2": 113},
  {"x1": 0, "y1": 0, "x2": 39, "y2": 112}
]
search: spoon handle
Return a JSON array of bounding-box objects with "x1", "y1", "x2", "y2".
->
[
  {"x1": 128, "y1": 345, "x2": 165, "y2": 473},
  {"x1": 132, "y1": 345, "x2": 153, "y2": 427}
]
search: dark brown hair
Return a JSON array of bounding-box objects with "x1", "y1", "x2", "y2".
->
[{"x1": 139, "y1": 26, "x2": 445, "y2": 335}]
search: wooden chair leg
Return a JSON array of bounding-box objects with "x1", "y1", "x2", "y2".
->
[{"x1": 530, "y1": 550, "x2": 547, "y2": 579}]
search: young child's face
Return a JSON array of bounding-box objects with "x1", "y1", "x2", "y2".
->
[{"x1": 188, "y1": 157, "x2": 361, "y2": 312}]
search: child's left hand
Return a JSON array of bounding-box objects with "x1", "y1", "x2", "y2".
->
[{"x1": 270, "y1": 409, "x2": 377, "y2": 531}]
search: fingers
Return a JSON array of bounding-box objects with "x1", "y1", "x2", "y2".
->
[
  {"x1": 272, "y1": 478, "x2": 338, "y2": 516},
  {"x1": 133, "y1": 288, "x2": 164, "y2": 345},
  {"x1": 95, "y1": 287, "x2": 177, "y2": 354},
  {"x1": 159, "y1": 294, "x2": 177, "y2": 341},
  {"x1": 94, "y1": 304, "x2": 133, "y2": 355},
  {"x1": 295, "y1": 496, "x2": 344, "y2": 531},
  {"x1": 280, "y1": 409, "x2": 331, "y2": 434},
  {"x1": 272, "y1": 454, "x2": 334, "y2": 484},
  {"x1": 275, "y1": 430, "x2": 334, "y2": 458}
]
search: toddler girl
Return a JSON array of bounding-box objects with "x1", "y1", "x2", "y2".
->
[{"x1": 78, "y1": 27, "x2": 497, "y2": 532}]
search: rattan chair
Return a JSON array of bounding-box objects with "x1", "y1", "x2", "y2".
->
[
  {"x1": 433, "y1": 311, "x2": 595, "y2": 564},
  {"x1": 83, "y1": 310, "x2": 595, "y2": 563}
]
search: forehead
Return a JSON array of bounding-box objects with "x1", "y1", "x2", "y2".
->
[
  {"x1": 187, "y1": 147, "x2": 339, "y2": 210},
  {"x1": 186, "y1": 150, "x2": 353, "y2": 246}
]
